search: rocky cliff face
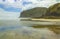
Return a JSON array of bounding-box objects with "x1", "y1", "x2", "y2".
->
[
  {"x1": 45, "y1": 3, "x2": 60, "y2": 19},
  {"x1": 20, "y1": 7, "x2": 47, "y2": 18},
  {"x1": 20, "y1": 3, "x2": 60, "y2": 19}
]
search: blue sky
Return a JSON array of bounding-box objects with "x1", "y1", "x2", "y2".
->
[
  {"x1": 0, "y1": 0, "x2": 33, "y2": 12},
  {"x1": 22, "y1": 1, "x2": 32, "y2": 6},
  {"x1": 0, "y1": 4, "x2": 22, "y2": 12}
]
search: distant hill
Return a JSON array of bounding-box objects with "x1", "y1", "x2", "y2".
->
[
  {"x1": 20, "y1": 7, "x2": 47, "y2": 18},
  {"x1": 20, "y1": 3, "x2": 60, "y2": 19},
  {"x1": 45, "y1": 3, "x2": 60, "y2": 19}
]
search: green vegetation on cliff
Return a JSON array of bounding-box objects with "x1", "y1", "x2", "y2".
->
[
  {"x1": 45, "y1": 3, "x2": 60, "y2": 19},
  {"x1": 20, "y1": 7, "x2": 47, "y2": 18},
  {"x1": 20, "y1": 3, "x2": 60, "y2": 19}
]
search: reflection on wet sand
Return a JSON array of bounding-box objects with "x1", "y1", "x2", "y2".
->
[
  {"x1": 0, "y1": 20, "x2": 60, "y2": 39},
  {"x1": 32, "y1": 25, "x2": 60, "y2": 34},
  {"x1": 0, "y1": 26, "x2": 58, "y2": 39},
  {"x1": 32, "y1": 25, "x2": 60, "y2": 39}
]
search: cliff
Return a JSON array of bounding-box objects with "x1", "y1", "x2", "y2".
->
[
  {"x1": 20, "y1": 7, "x2": 47, "y2": 18},
  {"x1": 20, "y1": 3, "x2": 60, "y2": 19},
  {"x1": 45, "y1": 3, "x2": 60, "y2": 19}
]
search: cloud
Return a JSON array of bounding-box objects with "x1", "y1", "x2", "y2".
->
[
  {"x1": 0, "y1": 0, "x2": 59, "y2": 19},
  {"x1": 21, "y1": 0, "x2": 57, "y2": 11},
  {"x1": 0, "y1": 8, "x2": 20, "y2": 20},
  {"x1": 22, "y1": 0, "x2": 57, "y2": 10},
  {"x1": 0, "y1": 0, "x2": 59, "y2": 12},
  {"x1": 0, "y1": 0, "x2": 58, "y2": 11}
]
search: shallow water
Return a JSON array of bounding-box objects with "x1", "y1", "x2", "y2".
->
[{"x1": 0, "y1": 19, "x2": 60, "y2": 39}]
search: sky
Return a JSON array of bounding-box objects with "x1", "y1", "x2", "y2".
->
[{"x1": 0, "y1": 0, "x2": 60, "y2": 19}]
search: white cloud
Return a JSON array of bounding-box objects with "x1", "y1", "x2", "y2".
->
[
  {"x1": 0, "y1": 8, "x2": 20, "y2": 20},
  {"x1": 0, "y1": 0, "x2": 59, "y2": 19},
  {"x1": 22, "y1": 0, "x2": 57, "y2": 10},
  {"x1": 0, "y1": 0, "x2": 58, "y2": 10}
]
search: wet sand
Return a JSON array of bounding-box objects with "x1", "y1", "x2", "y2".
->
[{"x1": 0, "y1": 19, "x2": 60, "y2": 39}]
